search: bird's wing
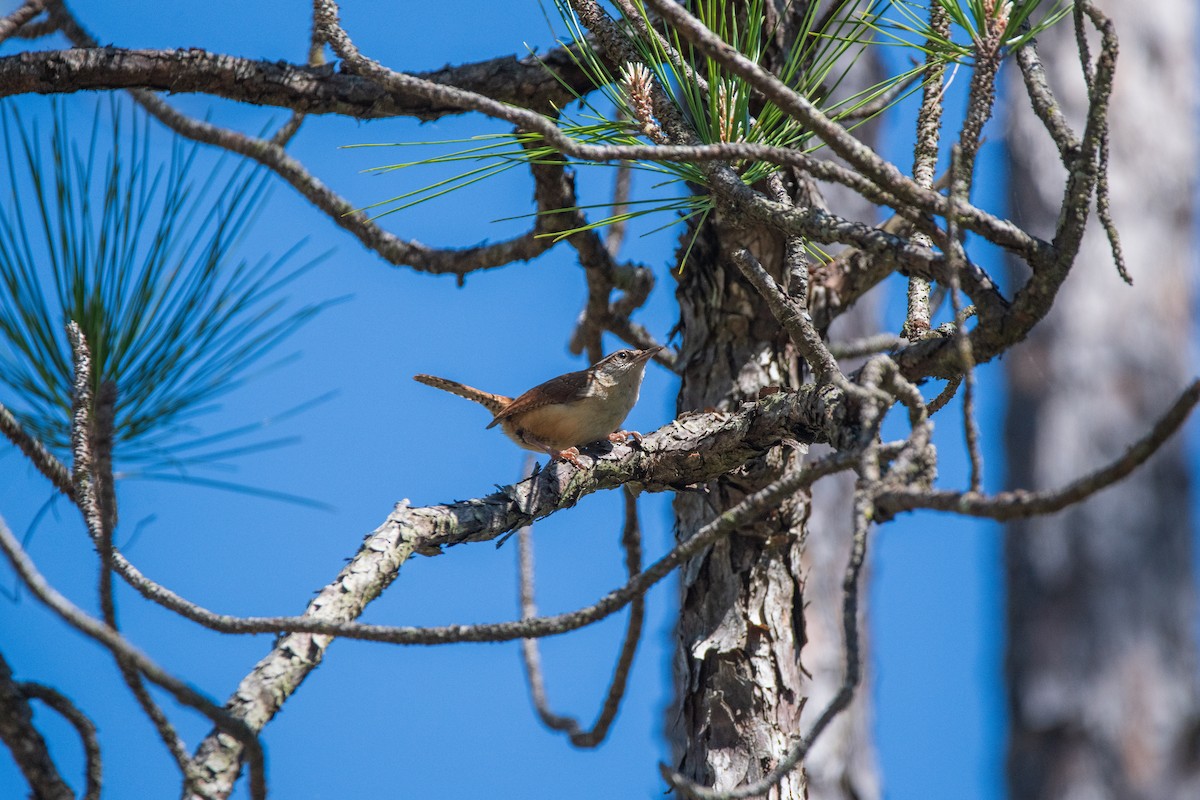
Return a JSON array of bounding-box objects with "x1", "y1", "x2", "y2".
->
[{"x1": 487, "y1": 368, "x2": 590, "y2": 428}]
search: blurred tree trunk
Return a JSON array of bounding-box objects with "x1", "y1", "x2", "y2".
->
[
  {"x1": 797, "y1": 324, "x2": 881, "y2": 800},
  {"x1": 1004, "y1": 2, "x2": 1200, "y2": 798},
  {"x1": 793, "y1": 69, "x2": 886, "y2": 800}
]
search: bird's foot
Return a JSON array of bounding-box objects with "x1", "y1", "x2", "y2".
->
[
  {"x1": 550, "y1": 447, "x2": 586, "y2": 468},
  {"x1": 608, "y1": 430, "x2": 643, "y2": 446}
]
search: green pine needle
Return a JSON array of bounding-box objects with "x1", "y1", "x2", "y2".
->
[
  {"x1": 348, "y1": 0, "x2": 1066, "y2": 246},
  {"x1": 0, "y1": 98, "x2": 330, "y2": 466}
]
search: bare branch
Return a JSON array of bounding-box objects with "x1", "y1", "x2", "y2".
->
[
  {"x1": 926, "y1": 375, "x2": 963, "y2": 416},
  {"x1": 0, "y1": 41, "x2": 593, "y2": 119},
  {"x1": 877, "y1": 379, "x2": 1200, "y2": 520},
  {"x1": 1014, "y1": 36, "x2": 1080, "y2": 156},
  {"x1": 185, "y1": 438, "x2": 867, "y2": 795},
  {"x1": 0, "y1": 515, "x2": 268, "y2": 800},
  {"x1": 92, "y1": 385, "x2": 853, "y2": 654},
  {"x1": 519, "y1": 488, "x2": 645, "y2": 747},
  {"x1": 0, "y1": 0, "x2": 46, "y2": 45},
  {"x1": 0, "y1": 649, "x2": 74, "y2": 800},
  {"x1": 638, "y1": 0, "x2": 1042, "y2": 260},
  {"x1": 19, "y1": 681, "x2": 102, "y2": 800},
  {"x1": 66, "y1": 326, "x2": 192, "y2": 774},
  {"x1": 40, "y1": 3, "x2": 562, "y2": 281},
  {"x1": 829, "y1": 334, "x2": 903, "y2": 360},
  {"x1": 903, "y1": 2, "x2": 950, "y2": 340},
  {"x1": 879, "y1": 0, "x2": 1122, "y2": 386},
  {"x1": 0, "y1": 402, "x2": 74, "y2": 500},
  {"x1": 945, "y1": 149, "x2": 983, "y2": 492},
  {"x1": 1, "y1": 34, "x2": 1043, "y2": 274},
  {"x1": 730, "y1": 248, "x2": 843, "y2": 385},
  {"x1": 1046, "y1": 1, "x2": 1118, "y2": 282},
  {"x1": 605, "y1": 149, "x2": 634, "y2": 257}
]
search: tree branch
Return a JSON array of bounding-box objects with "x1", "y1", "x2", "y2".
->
[
  {"x1": 876, "y1": 379, "x2": 1200, "y2": 520},
  {"x1": 0, "y1": 515, "x2": 268, "y2": 800},
  {"x1": 183, "y1": 394, "x2": 860, "y2": 797},
  {"x1": 518, "y1": 487, "x2": 644, "y2": 747},
  {"x1": 0, "y1": 45, "x2": 593, "y2": 120},
  {"x1": 0, "y1": 0, "x2": 47, "y2": 45},
  {"x1": 0, "y1": 648, "x2": 74, "y2": 800},
  {"x1": 18, "y1": 681, "x2": 102, "y2": 800}
]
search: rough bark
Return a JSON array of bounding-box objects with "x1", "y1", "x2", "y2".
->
[
  {"x1": 667, "y1": 9, "x2": 877, "y2": 797},
  {"x1": 1004, "y1": 2, "x2": 1200, "y2": 797},
  {"x1": 0, "y1": 46, "x2": 592, "y2": 120},
  {"x1": 670, "y1": 203, "x2": 811, "y2": 800}
]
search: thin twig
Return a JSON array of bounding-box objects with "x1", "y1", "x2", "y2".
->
[
  {"x1": 954, "y1": 4, "x2": 1004, "y2": 193},
  {"x1": 877, "y1": 379, "x2": 1200, "y2": 520},
  {"x1": 828, "y1": 334, "x2": 903, "y2": 360},
  {"x1": 519, "y1": 488, "x2": 645, "y2": 747},
  {"x1": 636, "y1": 0, "x2": 1037, "y2": 259},
  {"x1": 66, "y1": 325, "x2": 192, "y2": 773},
  {"x1": 0, "y1": 402, "x2": 74, "y2": 499},
  {"x1": 87, "y1": 442, "x2": 865, "y2": 649},
  {"x1": 903, "y1": 2, "x2": 950, "y2": 340},
  {"x1": 306, "y1": 0, "x2": 1041, "y2": 264},
  {"x1": 20, "y1": 682, "x2": 102, "y2": 800},
  {"x1": 605, "y1": 112, "x2": 634, "y2": 257},
  {"x1": 1014, "y1": 36, "x2": 1079, "y2": 156},
  {"x1": 730, "y1": 248, "x2": 843, "y2": 385},
  {"x1": 1093, "y1": 125, "x2": 1128, "y2": 283},
  {"x1": 945, "y1": 149, "x2": 983, "y2": 492},
  {"x1": 45, "y1": 0, "x2": 558, "y2": 280},
  {"x1": 0, "y1": 515, "x2": 268, "y2": 800},
  {"x1": 0, "y1": 649, "x2": 73, "y2": 800},
  {"x1": 926, "y1": 375, "x2": 963, "y2": 416},
  {"x1": 0, "y1": 0, "x2": 46, "y2": 44}
]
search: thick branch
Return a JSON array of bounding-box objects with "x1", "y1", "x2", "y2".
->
[
  {"x1": 185, "y1": 383, "x2": 851, "y2": 798},
  {"x1": 0, "y1": 46, "x2": 592, "y2": 119}
]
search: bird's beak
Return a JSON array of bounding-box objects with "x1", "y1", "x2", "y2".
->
[{"x1": 635, "y1": 345, "x2": 663, "y2": 364}]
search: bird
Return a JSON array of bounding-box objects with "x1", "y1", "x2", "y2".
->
[{"x1": 414, "y1": 346, "x2": 662, "y2": 466}]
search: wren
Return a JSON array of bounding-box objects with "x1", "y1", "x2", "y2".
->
[{"x1": 414, "y1": 347, "x2": 662, "y2": 466}]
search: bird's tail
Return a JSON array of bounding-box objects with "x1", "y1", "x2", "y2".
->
[{"x1": 413, "y1": 374, "x2": 511, "y2": 416}]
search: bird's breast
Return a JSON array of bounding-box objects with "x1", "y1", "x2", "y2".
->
[{"x1": 502, "y1": 394, "x2": 635, "y2": 451}]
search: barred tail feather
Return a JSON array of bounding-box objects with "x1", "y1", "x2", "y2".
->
[{"x1": 413, "y1": 374, "x2": 511, "y2": 416}]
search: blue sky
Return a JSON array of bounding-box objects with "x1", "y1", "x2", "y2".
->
[{"x1": 0, "y1": 2, "x2": 1114, "y2": 799}]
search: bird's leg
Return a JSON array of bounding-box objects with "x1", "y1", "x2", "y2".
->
[
  {"x1": 521, "y1": 430, "x2": 586, "y2": 468},
  {"x1": 549, "y1": 447, "x2": 586, "y2": 468},
  {"x1": 607, "y1": 430, "x2": 643, "y2": 445}
]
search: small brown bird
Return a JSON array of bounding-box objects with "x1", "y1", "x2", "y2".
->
[{"x1": 414, "y1": 347, "x2": 661, "y2": 466}]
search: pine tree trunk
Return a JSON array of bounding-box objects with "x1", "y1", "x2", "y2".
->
[
  {"x1": 665, "y1": 5, "x2": 884, "y2": 794},
  {"x1": 1003, "y1": 2, "x2": 1200, "y2": 797},
  {"x1": 669, "y1": 212, "x2": 810, "y2": 799}
]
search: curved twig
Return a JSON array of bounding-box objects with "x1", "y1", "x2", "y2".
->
[
  {"x1": 0, "y1": 515, "x2": 268, "y2": 800},
  {"x1": 19, "y1": 681, "x2": 103, "y2": 800},
  {"x1": 519, "y1": 488, "x2": 645, "y2": 747},
  {"x1": 876, "y1": 379, "x2": 1200, "y2": 520}
]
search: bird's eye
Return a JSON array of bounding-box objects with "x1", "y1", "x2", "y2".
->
[{"x1": 617, "y1": 351, "x2": 630, "y2": 360}]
